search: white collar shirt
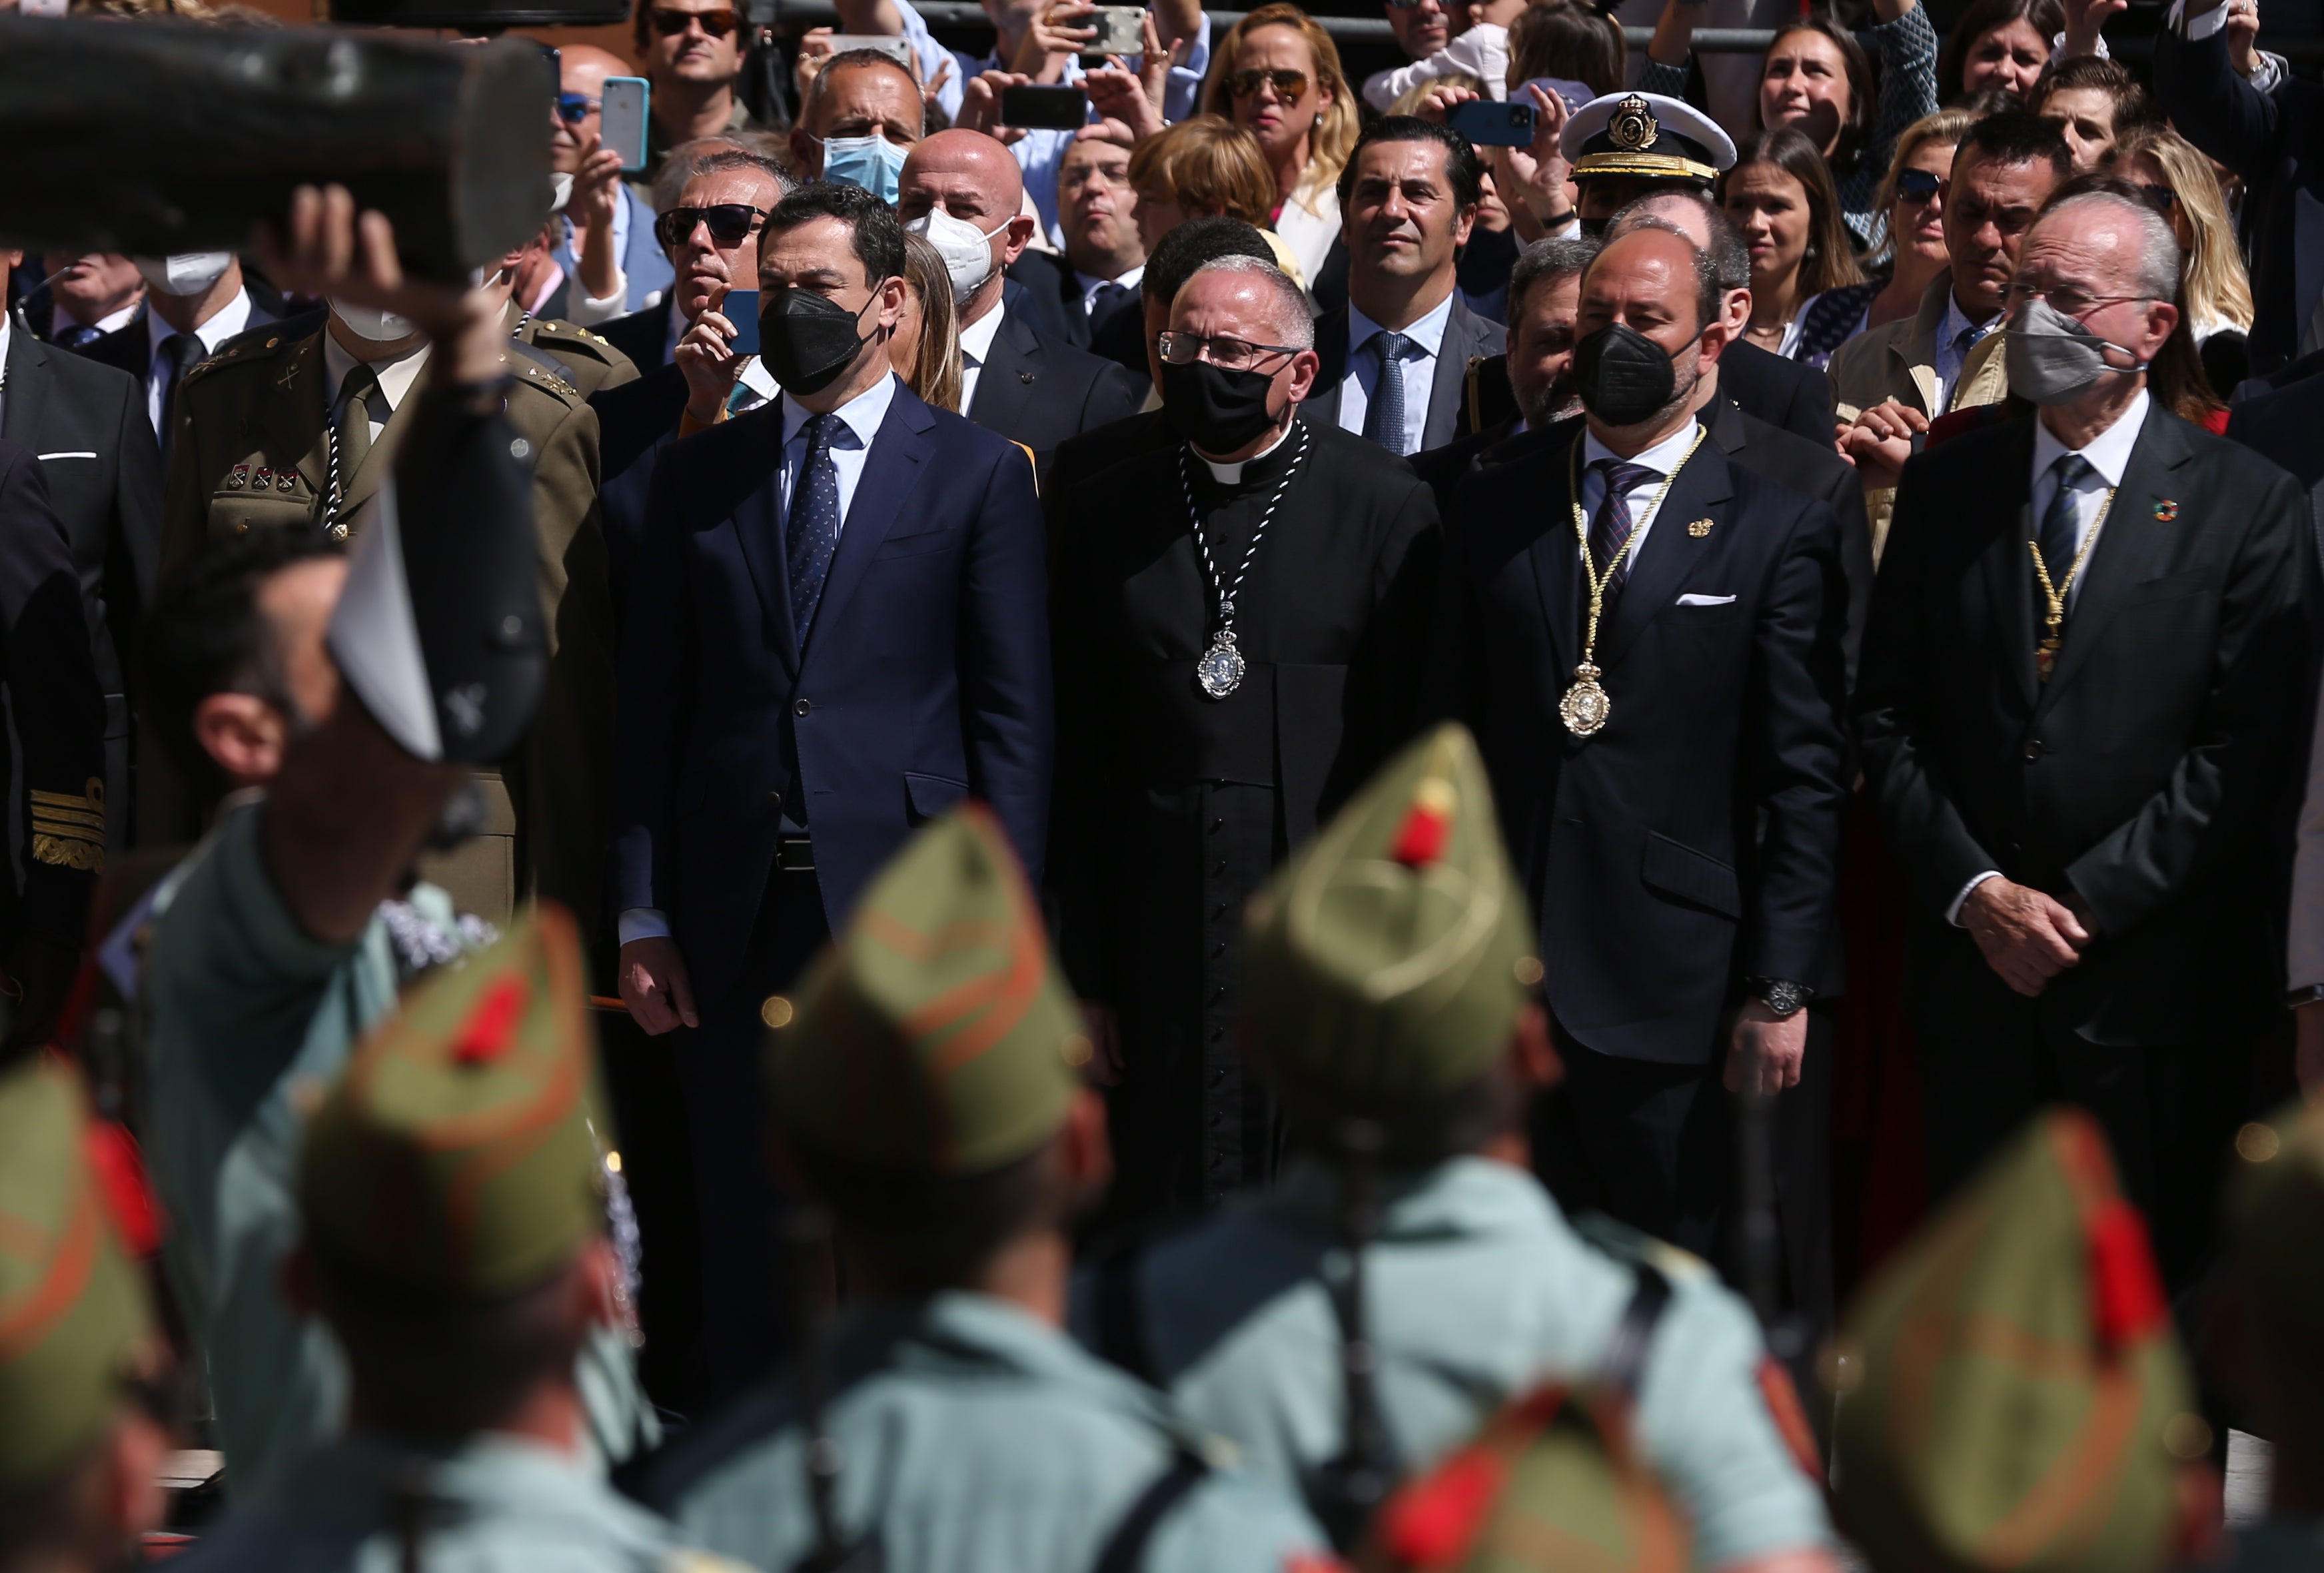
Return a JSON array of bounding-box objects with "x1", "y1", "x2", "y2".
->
[
  {"x1": 1932, "y1": 290, "x2": 2000, "y2": 412},
  {"x1": 52, "y1": 300, "x2": 139, "y2": 342},
  {"x1": 2030, "y1": 386, "x2": 2149, "y2": 610},
  {"x1": 958, "y1": 304, "x2": 1005, "y2": 414},
  {"x1": 1075, "y1": 264, "x2": 1144, "y2": 316},
  {"x1": 773, "y1": 370, "x2": 899, "y2": 530},
  {"x1": 1576, "y1": 418, "x2": 1703, "y2": 573},
  {"x1": 0, "y1": 310, "x2": 13, "y2": 436},
  {"x1": 1340, "y1": 292, "x2": 1454, "y2": 456},
  {"x1": 320, "y1": 332, "x2": 432, "y2": 444},
  {"x1": 143, "y1": 288, "x2": 253, "y2": 435}
]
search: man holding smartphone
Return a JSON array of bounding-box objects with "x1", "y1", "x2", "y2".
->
[{"x1": 552, "y1": 44, "x2": 677, "y2": 318}]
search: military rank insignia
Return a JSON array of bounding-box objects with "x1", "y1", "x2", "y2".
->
[
  {"x1": 227, "y1": 466, "x2": 249, "y2": 490},
  {"x1": 30, "y1": 778, "x2": 103, "y2": 873}
]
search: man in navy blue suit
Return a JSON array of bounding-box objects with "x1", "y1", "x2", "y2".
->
[{"x1": 611, "y1": 182, "x2": 1053, "y2": 1398}]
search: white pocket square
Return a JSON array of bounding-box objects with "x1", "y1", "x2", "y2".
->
[{"x1": 1676, "y1": 592, "x2": 1737, "y2": 607}]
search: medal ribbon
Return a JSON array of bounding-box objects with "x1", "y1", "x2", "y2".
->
[
  {"x1": 1179, "y1": 424, "x2": 1311, "y2": 696},
  {"x1": 2026, "y1": 484, "x2": 2117, "y2": 681},
  {"x1": 1566, "y1": 424, "x2": 1707, "y2": 668}
]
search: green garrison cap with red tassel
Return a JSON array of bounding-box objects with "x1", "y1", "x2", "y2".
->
[
  {"x1": 1243, "y1": 722, "x2": 1540, "y2": 1115},
  {"x1": 1833, "y1": 1108, "x2": 2207, "y2": 1573}
]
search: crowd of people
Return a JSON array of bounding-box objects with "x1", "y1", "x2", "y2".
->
[{"x1": 10, "y1": 0, "x2": 2324, "y2": 1564}]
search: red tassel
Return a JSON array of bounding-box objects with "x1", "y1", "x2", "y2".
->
[
  {"x1": 452, "y1": 977, "x2": 530, "y2": 1066},
  {"x1": 2087, "y1": 1197, "x2": 2167, "y2": 1349},
  {"x1": 1382, "y1": 1447, "x2": 1507, "y2": 1568},
  {"x1": 85, "y1": 1121, "x2": 163, "y2": 1257},
  {"x1": 1392, "y1": 779, "x2": 1457, "y2": 867}
]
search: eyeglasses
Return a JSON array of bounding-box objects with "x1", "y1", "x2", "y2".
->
[
  {"x1": 1225, "y1": 67, "x2": 1309, "y2": 100},
  {"x1": 2131, "y1": 181, "x2": 2179, "y2": 216},
  {"x1": 1156, "y1": 330, "x2": 1303, "y2": 370},
  {"x1": 1895, "y1": 168, "x2": 1942, "y2": 204},
  {"x1": 2004, "y1": 279, "x2": 2154, "y2": 316},
  {"x1": 555, "y1": 92, "x2": 600, "y2": 123},
  {"x1": 650, "y1": 6, "x2": 740, "y2": 36},
  {"x1": 654, "y1": 203, "x2": 769, "y2": 250}
]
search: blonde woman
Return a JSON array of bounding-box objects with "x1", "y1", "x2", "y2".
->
[
  {"x1": 2107, "y1": 125, "x2": 2254, "y2": 393},
  {"x1": 893, "y1": 231, "x2": 965, "y2": 413},
  {"x1": 1127, "y1": 115, "x2": 1310, "y2": 285},
  {"x1": 1201, "y1": 3, "x2": 1359, "y2": 284}
]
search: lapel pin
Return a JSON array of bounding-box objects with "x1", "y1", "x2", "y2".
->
[
  {"x1": 253, "y1": 466, "x2": 273, "y2": 490},
  {"x1": 1019, "y1": 370, "x2": 1036, "y2": 384},
  {"x1": 2154, "y1": 499, "x2": 2179, "y2": 522},
  {"x1": 1687, "y1": 518, "x2": 1714, "y2": 538},
  {"x1": 227, "y1": 465, "x2": 248, "y2": 490},
  {"x1": 275, "y1": 472, "x2": 296, "y2": 492}
]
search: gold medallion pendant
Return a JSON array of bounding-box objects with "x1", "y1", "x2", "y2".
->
[{"x1": 1560, "y1": 662, "x2": 1612, "y2": 737}]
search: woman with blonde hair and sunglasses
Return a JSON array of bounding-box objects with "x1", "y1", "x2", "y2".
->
[
  {"x1": 2105, "y1": 124, "x2": 2255, "y2": 392},
  {"x1": 1201, "y1": 3, "x2": 1360, "y2": 284}
]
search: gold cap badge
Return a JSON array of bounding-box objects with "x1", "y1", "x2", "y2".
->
[{"x1": 1608, "y1": 95, "x2": 1660, "y2": 152}]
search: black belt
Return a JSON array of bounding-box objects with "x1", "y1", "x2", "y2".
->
[{"x1": 775, "y1": 835, "x2": 816, "y2": 873}]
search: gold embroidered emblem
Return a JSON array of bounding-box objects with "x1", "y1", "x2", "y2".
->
[
  {"x1": 30, "y1": 776, "x2": 104, "y2": 873},
  {"x1": 1687, "y1": 518, "x2": 1714, "y2": 538},
  {"x1": 1608, "y1": 95, "x2": 1660, "y2": 152}
]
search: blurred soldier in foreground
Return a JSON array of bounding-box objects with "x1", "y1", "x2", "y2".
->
[
  {"x1": 1832, "y1": 1107, "x2": 2215, "y2": 1573},
  {"x1": 635, "y1": 805, "x2": 1334, "y2": 1573},
  {"x1": 1077, "y1": 725, "x2": 1836, "y2": 1568},
  {"x1": 138, "y1": 187, "x2": 654, "y2": 1495},
  {"x1": 0, "y1": 1057, "x2": 171, "y2": 1572},
  {"x1": 172, "y1": 911, "x2": 738, "y2": 1573}
]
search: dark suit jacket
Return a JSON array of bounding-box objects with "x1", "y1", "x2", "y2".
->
[
  {"x1": 965, "y1": 308, "x2": 1149, "y2": 482},
  {"x1": 1001, "y1": 268, "x2": 1083, "y2": 350},
  {"x1": 1, "y1": 329, "x2": 162, "y2": 724},
  {"x1": 78, "y1": 296, "x2": 283, "y2": 436},
  {"x1": 1305, "y1": 295, "x2": 1508, "y2": 453},
  {"x1": 2229, "y1": 369, "x2": 2324, "y2": 490},
  {"x1": 1411, "y1": 416, "x2": 1521, "y2": 513},
  {"x1": 612, "y1": 377, "x2": 1053, "y2": 1015},
  {"x1": 1719, "y1": 338, "x2": 1837, "y2": 448},
  {"x1": 1436, "y1": 425, "x2": 1850, "y2": 1063},
  {"x1": 2156, "y1": 20, "x2": 2321, "y2": 375},
  {"x1": 1045, "y1": 406, "x2": 1174, "y2": 504},
  {"x1": 597, "y1": 304, "x2": 672, "y2": 374},
  {"x1": 590, "y1": 362, "x2": 690, "y2": 599},
  {"x1": 1854, "y1": 406, "x2": 2315, "y2": 1045}
]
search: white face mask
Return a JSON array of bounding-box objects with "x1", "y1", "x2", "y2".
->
[
  {"x1": 328, "y1": 299, "x2": 416, "y2": 342},
  {"x1": 549, "y1": 171, "x2": 576, "y2": 215},
  {"x1": 135, "y1": 253, "x2": 234, "y2": 297},
  {"x1": 905, "y1": 209, "x2": 1011, "y2": 301}
]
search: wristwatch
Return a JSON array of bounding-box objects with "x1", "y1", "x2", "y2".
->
[{"x1": 1746, "y1": 977, "x2": 1812, "y2": 1019}]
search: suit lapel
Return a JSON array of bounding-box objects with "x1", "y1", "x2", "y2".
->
[
  {"x1": 1524, "y1": 418, "x2": 1588, "y2": 676},
  {"x1": 1600, "y1": 426, "x2": 1730, "y2": 667},
  {"x1": 722, "y1": 404, "x2": 801, "y2": 681},
  {"x1": 1309, "y1": 304, "x2": 1350, "y2": 427},
  {"x1": 802, "y1": 379, "x2": 935, "y2": 664},
  {"x1": 2037, "y1": 405, "x2": 2194, "y2": 707},
  {"x1": 1977, "y1": 418, "x2": 2042, "y2": 709},
  {"x1": 968, "y1": 310, "x2": 1037, "y2": 436},
  {"x1": 1, "y1": 332, "x2": 45, "y2": 443}
]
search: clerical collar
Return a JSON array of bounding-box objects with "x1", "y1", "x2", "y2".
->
[{"x1": 1196, "y1": 422, "x2": 1294, "y2": 484}]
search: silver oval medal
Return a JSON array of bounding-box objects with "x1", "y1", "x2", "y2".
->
[{"x1": 1196, "y1": 634, "x2": 1245, "y2": 699}]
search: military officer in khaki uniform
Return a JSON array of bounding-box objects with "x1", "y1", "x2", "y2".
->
[
  {"x1": 506, "y1": 289, "x2": 642, "y2": 398},
  {"x1": 171, "y1": 908, "x2": 742, "y2": 1573},
  {"x1": 152, "y1": 297, "x2": 614, "y2": 938}
]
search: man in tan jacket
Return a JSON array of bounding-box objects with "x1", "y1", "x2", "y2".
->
[{"x1": 1829, "y1": 113, "x2": 2069, "y2": 555}]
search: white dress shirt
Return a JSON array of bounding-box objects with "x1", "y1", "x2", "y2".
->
[
  {"x1": 1932, "y1": 291, "x2": 2000, "y2": 412},
  {"x1": 1076, "y1": 264, "x2": 1144, "y2": 316},
  {"x1": 0, "y1": 310, "x2": 13, "y2": 436},
  {"x1": 320, "y1": 332, "x2": 431, "y2": 444},
  {"x1": 1575, "y1": 418, "x2": 1703, "y2": 572},
  {"x1": 959, "y1": 304, "x2": 1005, "y2": 416},
  {"x1": 51, "y1": 300, "x2": 139, "y2": 342},
  {"x1": 1339, "y1": 292, "x2": 1454, "y2": 456},
  {"x1": 1948, "y1": 389, "x2": 2153, "y2": 925},
  {"x1": 617, "y1": 371, "x2": 902, "y2": 949},
  {"x1": 144, "y1": 288, "x2": 253, "y2": 435}
]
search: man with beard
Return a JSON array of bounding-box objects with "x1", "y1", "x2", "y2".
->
[
  {"x1": 1047, "y1": 255, "x2": 1439, "y2": 1227},
  {"x1": 1432, "y1": 222, "x2": 1850, "y2": 1275}
]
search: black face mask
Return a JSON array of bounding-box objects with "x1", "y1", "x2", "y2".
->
[
  {"x1": 1572, "y1": 321, "x2": 1686, "y2": 428},
  {"x1": 1161, "y1": 359, "x2": 1280, "y2": 453},
  {"x1": 761, "y1": 286, "x2": 873, "y2": 396}
]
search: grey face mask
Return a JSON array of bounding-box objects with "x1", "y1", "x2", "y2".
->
[{"x1": 2003, "y1": 296, "x2": 2150, "y2": 406}]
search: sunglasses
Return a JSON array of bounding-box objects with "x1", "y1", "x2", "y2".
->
[
  {"x1": 555, "y1": 92, "x2": 600, "y2": 123},
  {"x1": 1896, "y1": 168, "x2": 1942, "y2": 203},
  {"x1": 2132, "y1": 181, "x2": 2179, "y2": 215},
  {"x1": 1226, "y1": 67, "x2": 1309, "y2": 100},
  {"x1": 650, "y1": 6, "x2": 740, "y2": 36},
  {"x1": 654, "y1": 203, "x2": 769, "y2": 250}
]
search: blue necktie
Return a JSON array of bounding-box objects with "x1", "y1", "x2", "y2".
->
[
  {"x1": 56, "y1": 323, "x2": 101, "y2": 350},
  {"x1": 1363, "y1": 330, "x2": 1413, "y2": 456},
  {"x1": 786, "y1": 412, "x2": 842, "y2": 641},
  {"x1": 2038, "y1": 453, "x2": 2092, "y2": 588},
  {"x1": 1587, "y1": 458, "x2": 1661, "y2": 608}
]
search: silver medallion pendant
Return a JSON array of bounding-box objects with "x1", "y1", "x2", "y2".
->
[
  {"x1": 1559, "y1": 662, "x2": 1612, "y2": 738},
  {"x1": 1196, "y1": 632, "x2": 1246, "y2": 699}
]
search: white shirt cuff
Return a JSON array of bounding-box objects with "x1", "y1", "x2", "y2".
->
[
  {"x1": 2169, "y1": 0, "x2": 2232, "y2": 40},
  {"x1": 618, "y1": 907, "x2": 672, "y2": 945},
  {"x1": 1946, "y1": 871, "x2": 2003, "y2": 927},
  {"x1": 564, "y1": 266, "x2": 630, "y2": 327}
]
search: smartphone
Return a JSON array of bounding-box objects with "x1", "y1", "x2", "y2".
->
[
  {"x1": 722, "y1": 288, "x2": 760, "y2": 356},
  {"x1": 829, "y1": 33, "x2": 915, "y2": 68},
  {"x1": 999, "y1": 83, "x2": 1089, "y2": 131},
  {"x1": 1081, "y1": 5, "x2": 1145, "y2": 59},
  {"x1": 1447, "y1": 97, "x2": 1538, "y2": 148},
  {"x1": 601, "y1": 75, "x2": 650, "y2": 173}
]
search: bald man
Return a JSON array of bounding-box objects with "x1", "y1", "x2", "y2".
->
[
  {"x1": 898, "y1": 129, "x2": 1145, "y2": 479},
  {"x1": 552, "y1": 44, "x2": 678, "y2": 318}
]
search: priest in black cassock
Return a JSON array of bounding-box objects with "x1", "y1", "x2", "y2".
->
[{"x1": 1047, "y1": 255, "x2": 1441, "y2": 1227}]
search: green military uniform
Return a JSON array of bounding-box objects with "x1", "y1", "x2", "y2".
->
[
  {"x1": 151, "y1": 320, "x2": 614, "y2": 939},
  {"x1": 175, "y1": 905, "x2": 730, "y2": 1573},
  {"x1": 512, "y1": 304, "x2": 642, "y2": 398},
  {"x1": 0, "y1": 1055, "x2": 156, "y2": 1498},
  {"x1": 640, "y1": 806, "x2": 1334, "y2": 1573},
  {"x1": 138, "y1": 805, "x2": 656, "y2": 1494},
  {"x1": 1834, "y1": 1107, "x2": 2205, "y2": 1573},
  {"x1": 1071, "y1": 726, "x2": 1833, "y2": 1569},
  {"x1": 1365, "y1": 1384, "x2": 1689, "y2": 1573}
]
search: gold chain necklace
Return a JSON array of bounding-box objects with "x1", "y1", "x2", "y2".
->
[
  {"x1": 2026, "y1": 481, "x2": 2117, "y2": 682},
  {"x1": 1558, "y1": 424, "x2": 1708, "y2": 738}
]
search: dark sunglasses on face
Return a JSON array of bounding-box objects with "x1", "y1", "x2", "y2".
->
[
  {"x1": 651, "y1": 6, "x2": 740, "y2": 36},
  {"x1": 654, "y1": 203, "x2": 768, "y2": 250},
  {"x1": 2133, "y1": 181, "x2": 2179, "y2": 215},
  {"x1": 1227, "y1": 67, "x2": 1309, "y2": 100},
  {"x1": 556, "y1": 92, "x2": 600, "y2": 123},
  {"x1": 1896, "y1": 168, "x2": 1942, "y2": 204}
]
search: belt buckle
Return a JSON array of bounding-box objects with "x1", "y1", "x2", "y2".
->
[{"x1": 777, "y1": 835, "x2": 816, "y2": 873}]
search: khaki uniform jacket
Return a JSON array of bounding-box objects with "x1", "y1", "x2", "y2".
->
[
  {"x1": 514, "y1": 304, "x2": 642, "y2": 398},
  {"x1": 151, "y1": 325, "x2": 614, "y2": 939},
  {"x1": 1826, "y1": 274, "x2": 2011, "y2": 560}
]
